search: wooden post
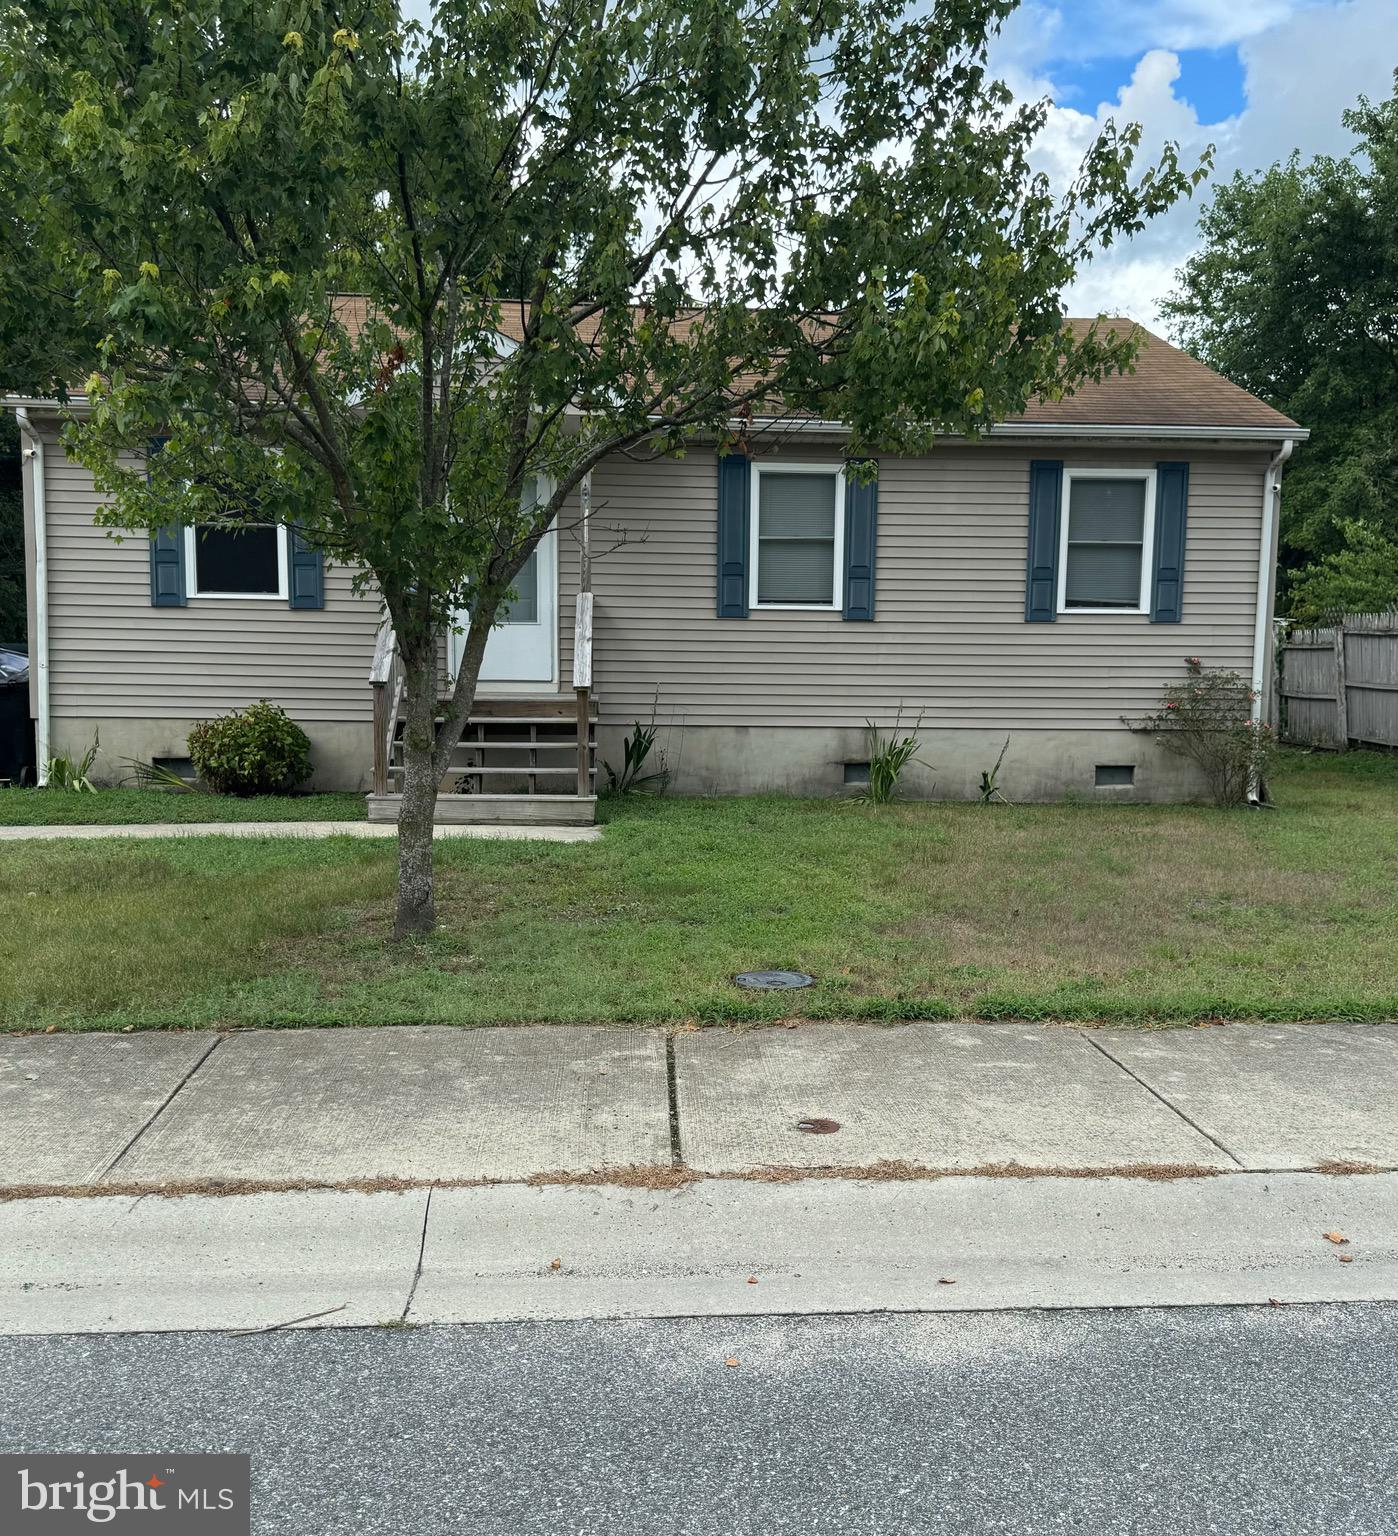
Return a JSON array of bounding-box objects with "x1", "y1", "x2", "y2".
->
[
  {"x1": 576, "y1": 684, "x2": 592, "y2": 797},
  {"x1": 1333, "y1": 622, "x2": 1349, "y2": 751},
  {"x1": 368, "y1": 616, "x2": 396, "y2": 796},
  {"x1": 371, "y1": 682, "x2": 389, "y2": 795},
  {"x1": 574, "y1": 471, "x2": 594, "y2": 799}
]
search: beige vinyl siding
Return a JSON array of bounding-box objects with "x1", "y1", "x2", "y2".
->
[
  {"x1": 576, "y1": 446, "x2": 1267, "y2": 731},
  {"x1": 40, "y1": 425, "x2": 381, "y2": 725},
  {"x1": 37, "y1": 421, "x2": 1267, "y2": 743}
]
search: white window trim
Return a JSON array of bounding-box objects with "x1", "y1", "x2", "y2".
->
[
  {"x1": 184, "y1": 523, "x2": 290, "y2": 601},
  {"x1": 1056, "y1": 466, "x2": 1157, "y2": 617},
  {"x1": 749, "y1": 460, "x2": 846, "y2": 612}
]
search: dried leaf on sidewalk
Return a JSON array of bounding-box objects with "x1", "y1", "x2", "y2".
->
[
  {"x1": 1338, "y1": 1254, "x2": 1355, "y2": 1264},
  {"x1": 746, "y1": 1275, "x2": 759, "y2": 1284},
  {"x1": 724, "y1": 1357, "x2": 740, "y2": 1368},
  {"x1": 1322, "y1": 1231, "x2": 1350, "y2": 1245},
  {"x1": 548, "y1": 1257, "x2": 562, "y2": 1270},
  {"x1": 938, "y1": 1278, "x2": 957, "y2": 1286}
]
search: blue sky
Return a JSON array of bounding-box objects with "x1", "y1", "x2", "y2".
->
[
  {"x1": 399, "y1": 0, "x2": 1394, "y2": 329},
  {"x1": 1052, "y1": 46, "x2": 1247, "y2": 123},
  {"x1": 991, "y1": 0, "x2": 1397, "y2": 323}
]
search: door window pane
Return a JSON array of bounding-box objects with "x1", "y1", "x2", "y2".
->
[{"x1": 501, "y1": 547, "x2": 539, "y2": 624}]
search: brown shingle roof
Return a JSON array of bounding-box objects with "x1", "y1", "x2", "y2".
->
[
  {"x1": 332, "y1": 299, "x2": 1303, "y2": 435},
  {"x1": 1009, "y1": 319, "x2": 1301, "y2": 432}
]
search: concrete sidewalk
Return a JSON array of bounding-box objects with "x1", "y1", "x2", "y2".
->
[
  {"x1": 3, "y1": 1020, "x2": 1397, "y2": 1191},
  {"x1": 6, "y1": 1020, "x2": 1398, "y2": 1336},
  {"x1": 0, "y1": 820, "x2": 600, "y2": 842}
]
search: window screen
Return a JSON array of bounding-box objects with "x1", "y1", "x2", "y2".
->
[
  {"x1": 1063, "y1": 478, "x2": 1147, "y2": 610},
  {"x1": 756, "y1": 471, "x2": 837, "y2": 604},
  {"x1": 193, "y1": 525, "x2": 281, "y2": 595}
]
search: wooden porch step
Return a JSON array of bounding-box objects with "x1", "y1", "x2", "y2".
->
[
  {"x1": 366, "y1": 793, "x2": 597, "y2": 827},
  {"x1": 441, "y1": 695, "x2": 598, "y2": 720}
]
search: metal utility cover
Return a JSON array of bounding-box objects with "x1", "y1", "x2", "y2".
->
[{"x1": 734, "y1": 970, "x2": 815, "y2": 990}]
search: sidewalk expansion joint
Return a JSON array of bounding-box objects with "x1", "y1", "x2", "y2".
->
[
  {"x1": 1079, "y1": 1030, "x2": 1245, "y2": 1169},
  {"x1": 98, "y1": 1033, "x2": 223, "y2": 1184},
  {"x1": 401, "y1": 1185, "x2": 435, "y2": 1322},
  {"x1": 664, "y1": 1033, "x2": 682, "y2": 1168}
]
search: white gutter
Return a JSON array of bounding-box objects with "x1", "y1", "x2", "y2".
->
[
  {"x1": 1249, "y1": 437, "x2": 1294, "y2": 803},
  {"x1": 14, "y1": 408, "x2": 50, "y2": 784}
]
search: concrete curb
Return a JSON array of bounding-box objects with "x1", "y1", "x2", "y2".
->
[{"x1": 4, "y1": 1171, "x2": 1396, "y2": 1336}]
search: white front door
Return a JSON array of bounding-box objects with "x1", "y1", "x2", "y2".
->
[{"x1": 449, "y1": 521, "x2": 558, "y2": 688}]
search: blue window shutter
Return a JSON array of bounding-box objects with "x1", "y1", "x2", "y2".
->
[
  {"x1": 288, "y1": 526, "x2": 326, "y2": 609},
  {"x1": 149, "y1": 526, "x2": 186, "y2": 606},
  {"x1": 1025, "y1": 460, "x2": 1063, "y2": 622},
  {"x1": 842, "y1": 463, "x2": 877, "y2": 621},
  {"x1": 1150, "y1": 462, "x2": 1189, "y2": 623},
  {"x1": 146, "y1": 436, "x2": 186, "y2": 607},
  {"x1": 716, "y1": 452, "x2": 750, "y2": 618}
]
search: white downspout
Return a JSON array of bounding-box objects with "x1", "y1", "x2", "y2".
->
[
  {"x1": 14, "y1": 409, "x2": 50, "y2": 784},
  {"x1": 1248, "y1": 436, "x2": 1294, "y2": 804}
]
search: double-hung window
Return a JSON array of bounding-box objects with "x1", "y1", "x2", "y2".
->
[
  {"x1": 1058, "y1": 468, "x2": 1156, "y2": 614},
  {"x1": 186, "y1": 523, "x2": 290, "y2": 600},
  {"x1": 750, "y1": 463, "x2": 845, "y2": 609}
]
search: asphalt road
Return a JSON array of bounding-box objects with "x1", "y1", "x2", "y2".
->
[{"x1": 2, "y1": 1305, "x2": 1394, "y2": 1535}]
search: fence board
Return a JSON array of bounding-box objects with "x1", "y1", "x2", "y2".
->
[{"x1": 1279, "y1": 612, "x2": 1398, "y2": 748}]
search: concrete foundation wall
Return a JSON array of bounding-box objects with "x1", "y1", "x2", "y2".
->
[
  {"x1": 600, "y1": 723, "x2": 1209, "y2": 803},
  {"x1": 50, "y1": 717, "x2": 374, "y2": 793}
]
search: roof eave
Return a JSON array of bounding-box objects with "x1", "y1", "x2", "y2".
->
[{"x1": 743, "y1": 416, "x2": 1308, "y2": 443}]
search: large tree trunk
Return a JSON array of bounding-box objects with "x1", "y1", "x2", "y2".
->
[
  {"x1": 392, "y1": 619, "x2": 494, "y2": 941},
  {"x1": 393, "y1": 642, "x2": 443, "y2": 940}
]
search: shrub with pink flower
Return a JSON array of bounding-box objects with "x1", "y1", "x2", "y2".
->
[{"x1": 1136, "y1": 658, "x2": 1275, "y2": 807}]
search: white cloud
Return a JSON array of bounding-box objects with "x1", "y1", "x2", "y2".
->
[{"x1": 999, "y1": 0, "x2": 1398, "y2": 327}]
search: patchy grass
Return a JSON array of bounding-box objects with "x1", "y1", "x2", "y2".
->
[
  {"x1": 0, "y1": 788, "x2": 366, "y2": 825},
  {"x1": 3, "y1": 750, "x2": 1397, "y2": 1030}
]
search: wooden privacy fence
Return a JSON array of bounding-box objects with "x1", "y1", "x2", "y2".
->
[{"x1": 1277, "y1": 612, "x2": 1398, "y2": 750}]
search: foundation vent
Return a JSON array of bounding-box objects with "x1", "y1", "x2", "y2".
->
[{"x1": 1094, "y1": 764, "x2": 1135, "y2": 788}]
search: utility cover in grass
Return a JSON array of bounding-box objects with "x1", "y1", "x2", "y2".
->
[{"x1": 734, "y1": 970, "x2": 815, "y2": 990}]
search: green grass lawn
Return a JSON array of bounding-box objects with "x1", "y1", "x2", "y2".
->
[
  {"x1": 0, "y1": 788, "x2": 367, "y2": 824},
  {"x1": 3, "y1": 751, "x2": 1396, "y2": 1031}
]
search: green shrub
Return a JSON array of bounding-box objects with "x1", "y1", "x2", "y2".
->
[{"x1": 187, "y1": 700, "x2": 312, "y2": 796}]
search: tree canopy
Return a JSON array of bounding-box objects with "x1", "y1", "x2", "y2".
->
[
  {"x1": 0, "y1": 0, "x2": 1200, "y2": 932},
  {"x1": 1162, "y1": 77, "x2": 1398, "y2": 619}
]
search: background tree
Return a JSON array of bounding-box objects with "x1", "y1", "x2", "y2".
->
[
  {"x1": 0, "y1": 0, "x2": 1199, "y2": 936},
  {"x1": 0, "y1": 412, "x2": 23, "y2": 645},
  {"x1": 1288, "y1": 520, "x2": 1398, "y2": 622},
  {"x1": 1163, "y1": 78, "x2": 1398, "y2": 614}
]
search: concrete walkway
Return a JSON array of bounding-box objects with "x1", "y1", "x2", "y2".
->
[
  {"x1": 0, "y1": 820, "x2": 601, "y2": 842},
  {"x1": 5, "y1": 1021, "x2": 1398, "y2": 1190},
  {"x1": 5, "y1": 1020, "x2": 1398, "y2": 1335}
]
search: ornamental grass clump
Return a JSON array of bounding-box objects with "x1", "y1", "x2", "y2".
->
[
  {"x1": 187, "y1": 700, "x2": 312, "y2": 797},
  {"x1": 1140, "y1": 658, "x2": 1275, "y2": 808}
]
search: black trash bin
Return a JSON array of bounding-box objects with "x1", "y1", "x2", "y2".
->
[{"x1": 0, "y1": 647, "x2": 35, "y2": 786}]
